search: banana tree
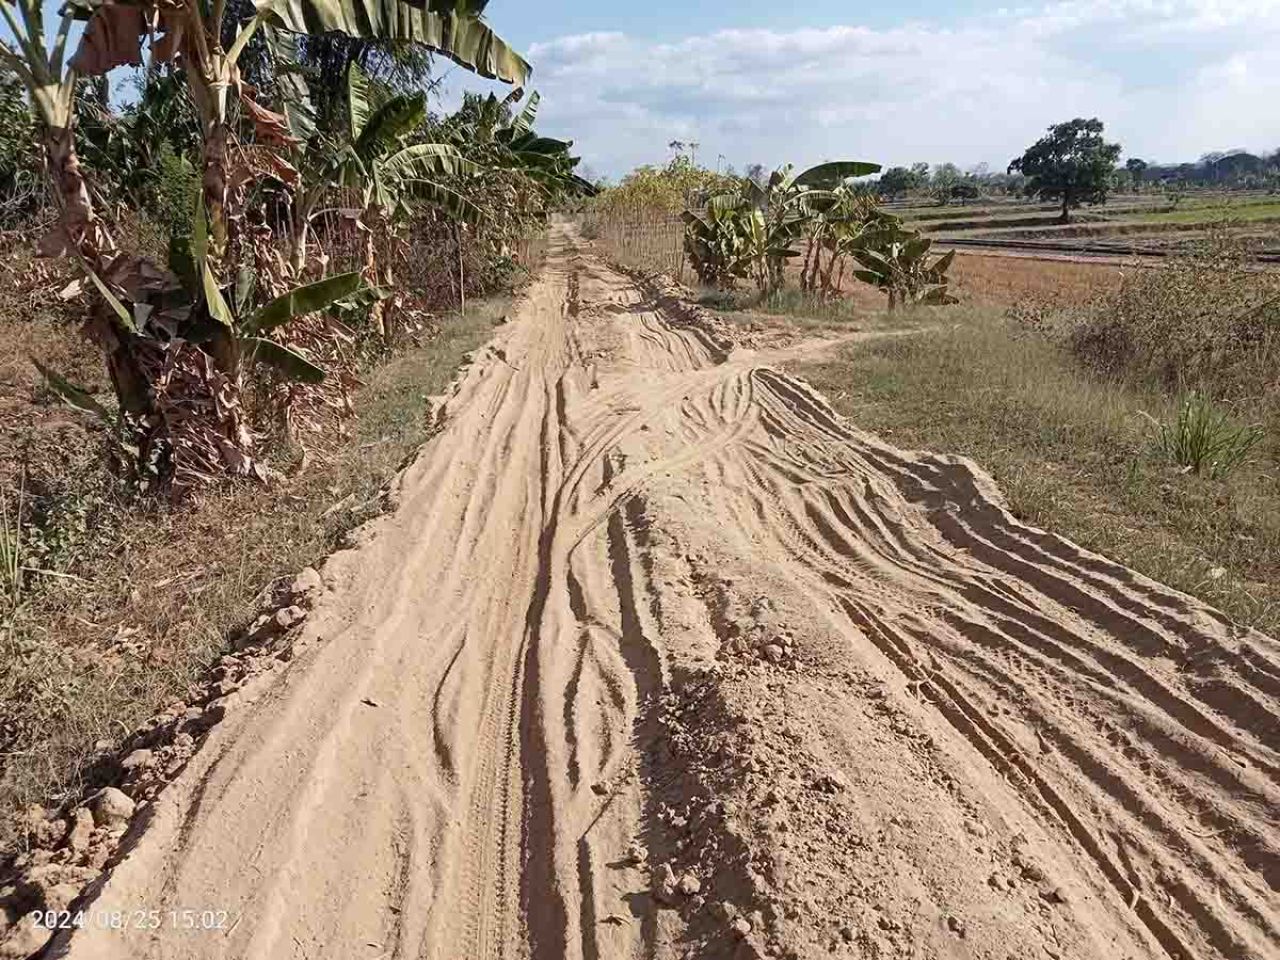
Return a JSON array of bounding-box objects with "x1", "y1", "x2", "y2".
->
[
  {"x1": 166, "y1": 201, "x2": 364, "y2": 382},
  {"x1": 0, "y1": 0, "x2": 114, "y2": 260},
  {"x1": 66, "y1": 0, "x2": 529, "y2": 277},
  {"x1": 849, "y1": 216, "x2": 958, "y2": 310},
  {"x1": 325, "y1": 63, "x2": 477, "y2": 334},
  {"x1": 799, "y1": 184, "x2": 876, "y2": 296},
  {"x1": 38, "y1": 235, "x2": 364, "y2": 490},
  {"x1": 449, "y1": 89, "x2": 596, "y2": 202},
  {"x1": 0, "y1": 0, "x2": 164, "y2": 432},
  {"x1": 688, "y1": 161, "x2": 879, "y2": 297},
  {"x1": 740, "y1": 161, "x2": 880, "y2": 293},
  {"x1": 682, "y1": 194, "x2": 752, "y2": 288}
]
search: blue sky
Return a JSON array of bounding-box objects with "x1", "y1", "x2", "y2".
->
[
  {"x1": 486, "y1": 1, "x2": 995, "y2": 48},
  {"x1": 439, "y1": 0, "x2": 1280, "y2": 179}
]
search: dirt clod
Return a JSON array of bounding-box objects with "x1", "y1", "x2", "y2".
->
[
  {"x1": 88, "y1": 788, "x2": 134, "y2": 829},
  {"x1": 677, "y1": 872, "x2": 702, "y2": 896}
]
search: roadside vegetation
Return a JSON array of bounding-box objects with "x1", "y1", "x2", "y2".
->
[
  {"x1": 792, "y1": 234, "x2": 1280, "y2": 636},
  {"x1": 0, "y1": 0, "x2": 585, "y2": 850}
]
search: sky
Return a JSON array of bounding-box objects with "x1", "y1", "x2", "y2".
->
[{"x1": 437, "y1": 0, "x2": 1280, "y2": 179}]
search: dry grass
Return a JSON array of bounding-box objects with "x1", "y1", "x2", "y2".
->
[
  {"x1": 791, "y1": 306, "x2": 1280, "y2": 636},
  {"x1": 1055, "y1": 237, "x2": 1280, "y2": 411},
  {"x1": 0, "y1": 295, "x2": 510, "y2": 849},
  {"x1": 696, "y1": 253, "x2": 1119, "y2": 339}
]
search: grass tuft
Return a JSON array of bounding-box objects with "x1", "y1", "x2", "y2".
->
[{"x1": 1145, "y1": 393, "x2": 1263, "y2": 479}]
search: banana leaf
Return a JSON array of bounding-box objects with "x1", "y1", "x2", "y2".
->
[
  {"x1": 202, "y1": 264, "x2": 235, "y2": 328},
  {"x1": 379, "y1": 142, "x2": 474, "y2": 180},
  {"x1": 354, "y1": 93, "x2": 427, "y2": 161},
  {"x1": 509, "y1": 90, "x2": 539, "y2": 138},
  {"x1": 247, "y1": 272, "x2": 364, "y2": 335},
  {"x1": 247, "y1": 337, "x2": 326, "y2": 383},
  {"x1": 398, "y1": 179, "x2": 481, "y2": 223},
  {"x1": 347, "y1": 61, "x2": 376, "y2": 142},
  {"x1": 32, "y1": 361, "x2": 113, "y2": 421},
  {"x1": 86, "y1": 269, "x2": 137, "y2": 333},
  {"x1": 258, "y1": 0, "x2": 531, "y2": 85},
  {"x1": 794, "y1": 161, "x2": 882, "y2": 188}
]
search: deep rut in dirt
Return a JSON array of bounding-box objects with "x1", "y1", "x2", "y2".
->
[{"x1": 49, "y1": 224, "x2": 1278, "y2": 960}]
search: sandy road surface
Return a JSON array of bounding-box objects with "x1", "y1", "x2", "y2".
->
[{"x1": 54, "y1": 225, "x2": 1278, "y2": 960}]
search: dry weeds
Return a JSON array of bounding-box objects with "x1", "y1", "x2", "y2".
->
[{"x1": 0, "y1": 296, "x2": 510, "y2": 852}]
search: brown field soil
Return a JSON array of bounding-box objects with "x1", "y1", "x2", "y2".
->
[
  {"x1": 16, "y1": 222, "x2": 1276, "y2": 960},
  {"x1": 947, "y1": 253, "x2": 1122, "y2": 305},
  {"x1": 805, "y1": 253, "x2": 1122, "y2": 310},
  {"x1": 753, "y1": 253, "x2": 1120, "y2": 317}
]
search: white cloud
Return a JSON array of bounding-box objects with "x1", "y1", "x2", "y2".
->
[{"x1": 485, "y1": 0, "x2": 1280, "y2": 177}]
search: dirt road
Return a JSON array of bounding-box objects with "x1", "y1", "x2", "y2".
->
[{"x1": 54, "y1": 225, "x2": 1278, "y2": 960}]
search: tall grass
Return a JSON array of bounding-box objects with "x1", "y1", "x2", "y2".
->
[
  {"x1": 1144, "y1": 393, "x2": 1263, "y2": 479},
  {"x1": 0, "y1": 480, "x2": 21, "y2": 615}
]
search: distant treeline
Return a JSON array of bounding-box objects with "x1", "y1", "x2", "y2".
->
[{"x1": 874, "y1": 150, "x2": 1280, "y2": 203}]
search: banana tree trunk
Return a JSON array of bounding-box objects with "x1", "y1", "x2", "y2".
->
[
  {"x1": 183, "y1": 56, "x2": 256, "y2": 472},
  {"x1": 41, "y1": 123, "x2": 116, "y2": 261},
  {"x1": 801, "y1": 236, "x2": 817, "y2": 292},
  {"x1": 185, "y1": 61, "x2": 244, "y2": 383},
  {"x1": 362, "y1": 205, "x2": 387, "y2": 339},
  {"x1": 40, "y1": 119, "x2": 164, "y2": 420},
  {"x1": 204, "y1": 116, "x2": 230, "y2": 258},
  {"x1": 455, "y1": 222, "x2": 465, "y2": 316},
  {"x1": 289, "y1": 221, "x2": 308, "y2": 275},
  {"x1": 820, "y1": 246, "x2": 838, "y2": 295},
  {"x1": 189, "y1": 70, "x2": 231, "y2": 265}
]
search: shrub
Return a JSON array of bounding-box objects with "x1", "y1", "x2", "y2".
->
[
  {"x1": 0, "y1": 66, "x2": 40, "y2": 226},
  {"x1": 152, "y1": 141, "x2": 200, "y2": 239},
  {"x1": 1066, "y1": 230, "x2": 1280, "y2": 400},
  {"x1": 1144, "y1": 393, "x2": 1263, "y2": 479},
  {"x1": 593, "y1": 155, "x2": 739, "y2": 216}
]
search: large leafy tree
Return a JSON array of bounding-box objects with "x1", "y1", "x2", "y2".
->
[
  {"x1": 1126, "y1": 156, "x2": 1148, "y2": 191},
  {"x1": 1008, "y1": 117, "x2": 1121, "y2": 222}
]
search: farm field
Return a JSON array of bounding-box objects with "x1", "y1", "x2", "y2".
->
[{"x1": 911, "y1": 192, "x2": 1280, "y2": 262}]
